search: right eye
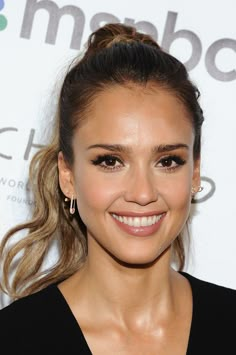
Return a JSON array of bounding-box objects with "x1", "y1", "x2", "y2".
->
[{"x1": 91, "y1": 154, "x2": 124, "y2": 171}]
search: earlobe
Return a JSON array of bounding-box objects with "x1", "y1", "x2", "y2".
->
[{"x1": 58, "y1": 151, "x2": 75, "y2": 198}]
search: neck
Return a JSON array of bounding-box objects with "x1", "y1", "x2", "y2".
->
[{"x1": 70, "y1": 241, "x2": 179, "y2": 328}]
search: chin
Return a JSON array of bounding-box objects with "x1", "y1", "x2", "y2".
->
[{"x1": 109, "y1": 248, "x2": 167, "y2": 269}]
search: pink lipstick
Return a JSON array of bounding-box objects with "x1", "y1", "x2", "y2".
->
[{"x1": 111, "y1": 212, "x2": 165, "y2": 237}]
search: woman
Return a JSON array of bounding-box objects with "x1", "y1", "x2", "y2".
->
[{"x1": 0, "y1": 23, "x2": 235, "y2": 355}]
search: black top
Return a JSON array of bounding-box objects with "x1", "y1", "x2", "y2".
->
[{"x1": 0, "y1": 272, "x2": 236, "y2": 354}]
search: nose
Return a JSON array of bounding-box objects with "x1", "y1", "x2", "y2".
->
[{"x1": 124, "y1": 167, "x2": 158, "y2": 206}]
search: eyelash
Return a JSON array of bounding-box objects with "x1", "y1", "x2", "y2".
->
[
  {"x1": 158, "y1": 155, "x2": 186, "y2": 172},
  {"x1": 91, "y1": 154, "x2": 186, "y2": 172},
  {"x1": 91, "y1": 155, "x2": 124, "y2": 171}
]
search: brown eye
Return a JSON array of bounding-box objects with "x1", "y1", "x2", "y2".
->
[
  {"x1": 156, "y1": 155, "x2": 186, "y2": 171},
  {"x1": 103, "y1": 157, "x2": 117, "y2": 166},
  {"x1": 91, "y1": 154, "x2": 124, "y2": 171},
  {"x1": 161, "y1": 158, "x2": 173, "y2": 167}
]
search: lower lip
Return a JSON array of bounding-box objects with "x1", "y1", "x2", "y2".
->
[{"x1": 111, "y1": 214, "x2": 165, "y2": 237}]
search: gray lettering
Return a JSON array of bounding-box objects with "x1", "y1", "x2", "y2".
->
[
  {"x1": 90, "y1": 12, "x2": 120, "y2": 32},
  {"x1": 0, "y1": 127, "x2": 18, "y2": 159},
  {"x1": 6, "y1": 194, "x2": 35, "y2": 205},
  {"x1": 8, "y1": 179, "x2": 16, "y2": 187},
  {"x1": 124, "y1": 18, "x2": 157, "y2": 41},
  {"x1": 0, "y1": 177, "x2": 7, "y2": 185},
  {"x1": 205, "y1": 39, "x2": 236, "y2": 81},
  {"x1": 162, "y1": 11, "x2": 202, "y2": 71},
  {"x1": 17, "y1": 181, "x2": 24, "y2": 189},
  {"x1": 20, "y1": 0, "x2": 85, "y2": 50},
  {"x1": 24, "y1": 129, "x2": 44, "y2": 160}
]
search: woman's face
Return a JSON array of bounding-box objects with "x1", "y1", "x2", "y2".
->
[{"x1": 59, "y1": 84, "x2": 200, "y2": 265}]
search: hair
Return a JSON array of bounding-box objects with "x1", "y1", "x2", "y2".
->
[{"x1": 0, "y1": 23, "x2": 204, "y2": 299}]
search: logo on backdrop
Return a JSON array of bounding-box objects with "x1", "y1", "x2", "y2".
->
[
  {"x1": 19, "y1": 0, "x2": 236, "y2": 82},
  {"x1": 0, "y1": 127, "x2": 43, "y2": 206},
  {"x1": 0, "y1": 127, "x2": 43, "y2": 161},
  {"x1": 0, "y1": 0, "x2": 7, "y2": 31},
  {"x1": 0, "y1": 0, "x2": 235, "y2": 81}
]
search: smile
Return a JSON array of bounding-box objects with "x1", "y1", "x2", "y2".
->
[{"x1": 111, "y1": 214, "x2": 164, "y2": 227}]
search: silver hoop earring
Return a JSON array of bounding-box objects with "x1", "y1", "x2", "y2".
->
[{"x1": 69, "y1": 196, "x2": 76, "y2": 214}]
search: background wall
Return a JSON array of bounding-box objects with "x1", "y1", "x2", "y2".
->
[{"x1": 0, "y1": 0, "x2": 235, "y2": 308}]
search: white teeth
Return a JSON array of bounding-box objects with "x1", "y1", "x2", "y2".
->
[
  {"x1": 112, "y1": 214, "x2": 163, "y2": 227},
  {"x1": 133, "y1": 217, "x2": 140, "y2": 227},
  {"x1": 141, "y1": 217, "x2": 148, "y2": 226}
]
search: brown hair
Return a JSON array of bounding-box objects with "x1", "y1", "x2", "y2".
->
[{"x1": 0, "y1": 23, "x2": 204, "y2": 299}]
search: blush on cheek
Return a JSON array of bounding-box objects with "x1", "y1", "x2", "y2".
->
[
  {"x1": 164, "y1": 181, "x2": 191, "y2": 205},
  {"x1": 76, "y1": 175, "x2": 121, "y2": 212}
]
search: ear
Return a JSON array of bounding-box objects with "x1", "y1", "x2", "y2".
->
[
  {"x1": 58, "y1": 151, "x2": 76, "y2": 198},
  {"x1": 192, "y1": 157, "x2": 201, "y2": 189}
]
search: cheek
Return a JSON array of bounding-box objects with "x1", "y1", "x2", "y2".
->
[
  {"x1": 74, "y1": 171, "x2": 121, "y2": 214},
  {"x1": 160, "y1": 174, "x2": 192, "y2": 237},
  {"x1": 161, "y1": 172, "x2": 192, "y2": 211}
]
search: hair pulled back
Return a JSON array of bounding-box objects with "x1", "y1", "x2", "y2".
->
[{"x1": 0, "y1": 23, "x2": 204, "y2": 299}]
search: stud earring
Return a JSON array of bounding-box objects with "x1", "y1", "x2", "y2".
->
[
  {"x1": 191, "y1": 186, "x2": 204, "y2": 195},
  {"x1": 197, "y1": 186, "x2": 204, "y2": 192},
  {"x1": 69, "y1": 196, "x2": 76, "y2": 215}
]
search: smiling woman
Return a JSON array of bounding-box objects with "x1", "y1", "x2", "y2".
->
[
  {"x1": 58, "y1": 86, "x2": 197, "y2": 269},
  {"x1": 0, "y1": 23, "x2": 235, "y2": 355}
]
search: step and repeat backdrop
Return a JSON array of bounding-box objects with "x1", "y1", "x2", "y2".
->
[{"x1": 0, "y1": 0, "x2": 235, "y2": 307}]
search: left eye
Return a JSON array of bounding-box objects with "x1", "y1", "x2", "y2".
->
[
  {"x1": 101, "y1": 156, "x2": 121, "y2": 167},
  {"x1": 157, "y1": 156, "x2": 186, "y2": 169},
  {"x1": 160, "y1": 157, "x2": 176, "y2": 167}
]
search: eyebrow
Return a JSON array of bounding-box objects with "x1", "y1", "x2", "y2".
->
[
  {"x1": 87, "y1": 143, "x2": 189, "y2": 153},
  {"x1": 152, "y1": 144, "x2": 189, "y2": 153}
]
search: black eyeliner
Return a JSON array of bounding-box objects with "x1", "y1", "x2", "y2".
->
[{"x1": 91, "y1": 154, "x2": 122, "y2": 165}]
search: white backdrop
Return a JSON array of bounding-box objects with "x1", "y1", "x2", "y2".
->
[{"x1": 0, "y1": 0, "x2": 235, "y2": 308}]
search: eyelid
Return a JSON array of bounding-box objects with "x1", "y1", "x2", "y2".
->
[
  {"x1": 156, "y1": 154, "x2": 186, "y2": 170},
  {"x1": 91, "y1": 154, "x2": 124, "y2": 171},
  {"x1": 92, "y1": 154, "x2": 123, "y2": 163},
  {"x1": 157, "y1": 153, "x2": 186, "y2": 161}
]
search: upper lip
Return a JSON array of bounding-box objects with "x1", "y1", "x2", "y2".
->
[{"x1": 110, "y1": 211, "x2": 165, "y2": 217}]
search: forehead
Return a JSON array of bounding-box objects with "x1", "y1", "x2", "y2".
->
[{"x1": 74, "y1": 84, "x2": 194, "y2": 149}]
